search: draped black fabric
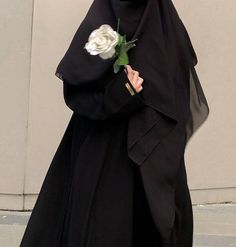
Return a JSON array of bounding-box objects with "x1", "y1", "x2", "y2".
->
[
  {"x1": 53, "y1": 0, "x2": 210, "y2": 245},
  {"x1": 55, "y1": 0, "x2": 209, "y2": 160},
  {"x1": 19, "y1": 1, "x2": 210, "y2": 247}
]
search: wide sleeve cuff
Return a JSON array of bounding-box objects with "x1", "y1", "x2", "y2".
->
[{"x1": 104, "y1": 68, "x2": 146, "y2": 116}]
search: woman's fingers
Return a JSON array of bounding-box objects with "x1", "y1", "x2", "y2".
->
[
  {"x1": 136, "y1": 77, "x2": 144, "y2": 92},
  {"x1": 137, "y1": 76, "x2": 143, "y2": 85},
  {"x1": 136, "y1": 86, "x2": 143, "y2": 93},
  {"x1": 125, "y1": 64, "x2": 133, "y2": 73},
  {"x1": 124, "y1": 65, "x2": 144, "y2": 93},
  {"x1": 125, "y1": 65, "x2": 134, "y2": 82},
  {"x1": 125, "y1": 65, "x2": 136, "y2": 77},
  {"x1": 131, "y1": 76, "x2": 143, "y2": 93},
  {"x1": 132, "y1": 70, "x2": 139, "y2": 84}
]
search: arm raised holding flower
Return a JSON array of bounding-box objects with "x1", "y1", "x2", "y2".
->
[
  {"x1": 84, "y1": 20, "x2": 144, "y2": 94},
  {"x1": 63, "y1": 64, "x2": 145, "y2": 120},
  {"x1": 124, "y1": 64, "x2": 144, "y2": 93},
  {"x1": 61, "y1": 19, "x2": 146, "y2": 120}
]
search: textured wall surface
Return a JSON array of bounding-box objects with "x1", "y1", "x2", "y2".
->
[
  {"x1": 0, "y1": 0, "x2": 34, "y2": 209},
  {"x1": 0, "y1": 0, "x2": 235, "y2": 210},
  {"x1": 174, "y1": 0, "x2": 236, "y2": 204}
]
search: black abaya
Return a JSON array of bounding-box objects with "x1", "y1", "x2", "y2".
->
[
  {"x1": 20, "y1": 0, "x2": 210, "y2": 246},
  {"x1": 20, "y1": 71, "x2": 194, "y2": 247},
  {"x1": 20, "y1": 69, "x2": 168, "y2": 247}
]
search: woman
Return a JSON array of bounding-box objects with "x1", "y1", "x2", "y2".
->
[{"x1": 20, "y1": 0, "x2": 209, "y2": 246}]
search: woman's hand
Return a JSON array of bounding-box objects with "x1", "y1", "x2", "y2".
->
[{"x1": 124, "y1": 65, "x2": 144, "y2": 93}]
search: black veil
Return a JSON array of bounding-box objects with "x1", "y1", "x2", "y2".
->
[
  {"x1": 55, "y1": 0, "x2": 209, "y2": 163},
  {"x1": 55, "y1": 0, "x2": 210, "y2": 242}
]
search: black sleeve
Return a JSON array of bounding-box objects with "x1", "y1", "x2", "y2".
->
[{"x1": 62, "y1": 69, "x2": 146, "y2": 120}]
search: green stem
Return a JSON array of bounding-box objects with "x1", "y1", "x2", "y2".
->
[{"x1": 117, "y1": 18, "x2": 120, "y2": 33}]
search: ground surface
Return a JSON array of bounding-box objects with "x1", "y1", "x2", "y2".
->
[{"x1": 0, "y1": 204, "x2": 236, "y2": 247}]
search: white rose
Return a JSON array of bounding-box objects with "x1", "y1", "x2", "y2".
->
[{"x1": 84, "y1": 24, "x2": 119, "y2": 59}]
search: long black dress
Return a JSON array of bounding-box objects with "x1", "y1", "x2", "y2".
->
[
  {"x1": 20, "y1": 69, "x2": 166, "y2": 247},
  {"x1": 20, "y1": 0, "x2": 209, "y2": 246},
  {"x1": 20, "y1": 69, "x2": 194, "y2": 247}
]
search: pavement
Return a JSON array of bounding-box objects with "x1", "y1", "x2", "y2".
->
[{"x1": 0, "y1": 203, "x2": 236, "y2": 247}]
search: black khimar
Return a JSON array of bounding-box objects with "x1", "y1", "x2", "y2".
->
[{"x1": 55, "y1": 0, "x2": 209, "y2": 148}]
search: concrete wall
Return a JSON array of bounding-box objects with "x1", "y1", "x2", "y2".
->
[
  {"x1": 175, "y1": 0, "x2": 236, "y2": 204},
  {"x1": 0, "y1": 0, "x2": 235, "y2": 210},
  {"x1": 0, "y1": 0, "x2": 34, "y2": 210}
]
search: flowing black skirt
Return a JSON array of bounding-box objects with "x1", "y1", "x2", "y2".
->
[
  {"x1": 132, "y1": 165, "x2": 163, "y2": 246},
  {"x1": 59, "y1": 163, "x2": 162, "y2": 247},
  {"x1": 20, "y1": 113, "x2": 193, "y2": 247},
  {"x1": 58, "y1": 117, "x2": 162, "y2": 247}
]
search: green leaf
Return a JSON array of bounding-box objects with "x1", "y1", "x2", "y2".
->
[
  {"x1": 112, "y1": 32, "x2": 138, "y2": 73},
  {"x1": 125, "y1": 43, "x2": 136, "y2": 52},
  {"x1": 116, "y1": 18, "x2": 120, "y2": 33},
  {"x1": 113, "y1": 59, "x2": 121, "y2": 73},
  {"x1": 118, "y1": 51, "x2": 129, "y2": 65},
  {"x1": 127, "y1": 38, "x2": 138, "y2": 44},
  {"x1": 123, "y1": 34, "x2": 127, "y2": 41},
  {"x1": 117, "y1": 34, "x2": 124, "y2": 46}
]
